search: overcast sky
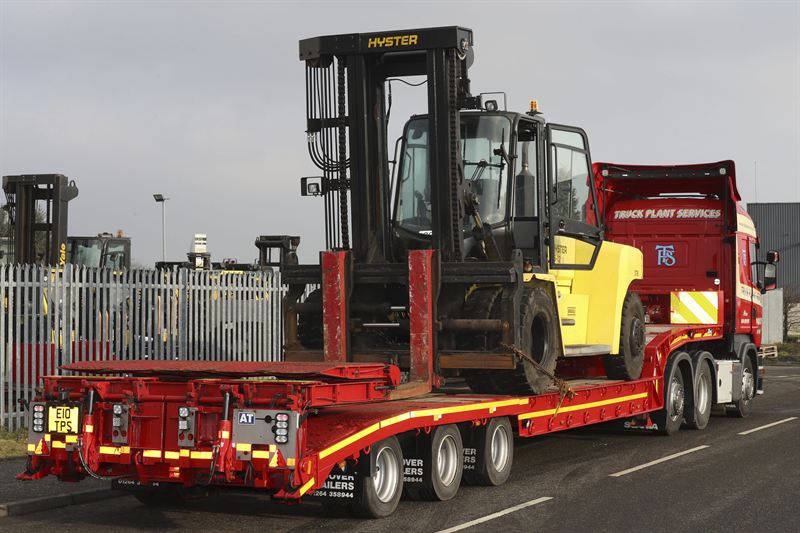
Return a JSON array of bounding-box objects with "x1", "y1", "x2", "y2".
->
[{"x1": 1, "y1": 0, "x2": 798, "y2": 265}]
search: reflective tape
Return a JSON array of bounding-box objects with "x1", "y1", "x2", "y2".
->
[
  {"x1": 670, "y1": 291, "x2": 719, "y2": 324},
  {"x1": 298, "y1": 478, "x2": 316, "y2": 496},
  {"x1": 143, "y1": 450, "x2": 162, "y2": 459},
  {"x1": 189, "y1": 450, "x2": 213, "y2": 460},
  {"x1": 65, "y1": 435, "x2": 78, "y2": 443},
  {"x1": 252, "y1": 450, "x2": 270, "y2": 459},
  {"x1": 99, "y1": 446, "x2": 130, "y2": 455},
  {"x1": 164, "y1": 451, "x2": 180, "y2": 460},
  {"x1": 236, "y1": 443, "x2": 252, "y2": 453}
]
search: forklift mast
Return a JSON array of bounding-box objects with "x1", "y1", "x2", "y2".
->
[
  {"x1": 299, "y1": 26, "x2": 474, "y2": 263},
  {"x1": 2, "y1": 174, "x2": 79, "y2": 265}
]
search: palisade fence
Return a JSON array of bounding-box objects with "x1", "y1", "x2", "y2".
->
[{"x1": 0, "y1": 264, "x2": 298, "y2": 429}]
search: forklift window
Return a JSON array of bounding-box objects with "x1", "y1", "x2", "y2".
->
[
  {"x1": 551, "y1": 144, "x2": 591, "y2": 224},
  {"x1": 69, "y1": 239, "x2": 103, "y2": 268},
  {"x1": 395, "y1": 114, "x2": 512, "y2": 234},
  {"x1": 105, "y1": 241, "x2": 127, "y2": 270}
]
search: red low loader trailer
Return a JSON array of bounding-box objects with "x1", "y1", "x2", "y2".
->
[{"x1": 18, "y1": 166, "x2": 779, "y2": 518}]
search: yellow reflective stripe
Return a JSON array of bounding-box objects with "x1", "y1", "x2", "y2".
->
[
  {"x1": 268, "y1": 444, "x2": 276, "y2": 453},
  {"x1": 236, "y1": 443, "x2": 252, "y2": 453},
  {"x1": 671, "y1": 291, "x2": 718, "y2": 324},
  {"x1": 84, "y1": 424, "x2": 94, "y2": 433},
  {"x1": 44, "y1": 434, "x2": 51, "y2": 442},
  {"x1": 319, "y1": 423, "x2": 380, "y2": 459},
  {"x1": 51, "y1": 441, "x2": 66, "y2": 449},
  {"x1": 252, "y1": 450, "x2": 270, "y2": 459},
  {"x1": 286, "y1": 457, "x2": 296, "y2": 467},
  {"x1": 65, "y1": 435, "x2": 78, "y2": 443},
  {"x1": 219, "y1": 430, "x2": 230, "y2": 439},
  {"x1": 318, "y1": 398, "x2": 530, "y2": 459},
  {"x1": 190, "y1": 451, "x2": 213, "y2": 460},
  {"x1": 180, "y1": 449, "x2": 190, "y2": 457},
  {"x1": 164, "y1": 451, "x2": 180, "y2": 460},
  {"x1": 143, "y1": 450, "x2": 162, "y2": 459},
  {"x1": 298, "y1": 477, "x2": 315, "y2": 496},
  {"x1": 518, "y1": 392, "x2": 648, "y2": 420},
  {"x1": 27, "y1": 443, "x2": 36, "y2": 452},
  {"x1": 99, "y1": 446, "x2": 130, "y2": 455}
]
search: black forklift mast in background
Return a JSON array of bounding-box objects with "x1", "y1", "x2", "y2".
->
[
  {"x1": 299, "y1": 26, "x2": 475, "y2": 263},
  {"x1": 2, "y1": 174, "x2": 78, "y2": 265}
]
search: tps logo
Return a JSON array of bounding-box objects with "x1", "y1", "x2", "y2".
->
[
  {"x1": 655, "y1": 244, "x2": 676, "y2": 267},
  {"x1": 238, "y1": 411, "x2": 255, "y2": 425}
]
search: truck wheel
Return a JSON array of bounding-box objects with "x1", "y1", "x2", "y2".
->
[
  {"x1": 490, "y1": 287, "x2": 559, "y2": 395},
  {"x1": 603, "y1": 292, "x2": 645, "y2": 381},
  {"x1": 352, "y1": 436, "x2": 404, "y2": 518},
  {"x1": 461, "y1": 288, "x2": 503, "y2": 394},
  {"x1": 652, "y1": 357, "x2": 686, "y2": 435},
  {"x1": 406, "y1": 425, "x2": 463, "y2": 501},
  {"x1": 297, "y1": 289, "x2": 322, "y2": 349},
  {"x1": 686, "y1": 358, "x2": 712, "y2": 430},
  {"x1": 726, "y1": 356, "x2": 755, "y2": 418},
  {"x1": 463, "y1": 417, "x2": 514, "y2": 486}
]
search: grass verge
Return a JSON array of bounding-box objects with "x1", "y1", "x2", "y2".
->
[{"x1": 0, "y1": 428, "x2": 27, "y2": 460}]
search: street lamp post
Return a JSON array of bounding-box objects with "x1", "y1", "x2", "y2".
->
[{"x1": 153, "y1": 194, "x2": 169, "y2": 262}]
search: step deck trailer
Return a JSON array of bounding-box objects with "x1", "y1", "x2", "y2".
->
[
  {"x1": 18, "y1": 161, "x2": 770, "y2": 518},
  {"x1": 17, "y1": 289, "x2": 750, "y2": 518}
]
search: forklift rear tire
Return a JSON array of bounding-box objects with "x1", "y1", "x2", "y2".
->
[
  {"x1": 603, "y1": 292, "x2": 645, "y2": 381},
  {"x1": 405, "y1": 424, "x2": 463, "y2": 501},
  {"x1": 352, "y1": 436, "x2": 404, "y2": 518},
  {"x1": 462, "y1": 417, "x2": 514, "y2": 486}
]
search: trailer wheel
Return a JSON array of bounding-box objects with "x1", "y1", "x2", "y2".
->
[
  {"x1": 463, "y1": 417, "x2": 514, "y2": 486},
  {"x1": 297, "y1": 289, "x2": 322, "y2": 349},
  {"x1": 652, "y1": 357, "x2": 686, "y2": 435},
  {"x1": 686, "y1": 358, "x2": 712, "y2": 430},
  {"x1": 603, "y1": 292, "x2": 645, "y2": 381},
  {"x1": 352, "y1": 436, "x2": 404, "y2": 518},
  {"x1": 406, "y1": 424, "x2": 464, "y2": 501},
  {"x1": 726, "y1": 355, "x2": 754, "y2": 418}
]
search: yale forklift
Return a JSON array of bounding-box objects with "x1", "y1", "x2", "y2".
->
[
  {"x1": 281, "y1": 26, "x2": 645, "y2": 394},
  {"x1": 2, "y1": 174, "x2": 131, "y2": 269}
]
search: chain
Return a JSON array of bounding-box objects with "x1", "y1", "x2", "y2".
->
[{"x1": 500, "y1": 342, "x2": 575, "y2": 419}]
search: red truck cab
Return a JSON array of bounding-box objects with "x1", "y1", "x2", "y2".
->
[{"x1": 594, "y1": 160, "x2": 777, "y2": 347}]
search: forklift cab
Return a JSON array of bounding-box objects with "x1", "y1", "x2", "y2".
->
[
  {"x1": 67, "y1": 234, "x2": 131, "y2": 270},
  {"x1": 392, "y1": 107, "x2": 602, "y2": 272}
]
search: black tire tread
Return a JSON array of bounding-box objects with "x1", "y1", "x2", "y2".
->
[{"x1": 604, "y1": 292, "x2": 645, "y2": 381}]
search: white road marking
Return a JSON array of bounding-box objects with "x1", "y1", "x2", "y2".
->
[
  {"x1": 738, "y1": 417, "x2": 798, "y2": 435},
  {"x1": 608, "y1": 445, "x2": 710, "y2": 477},
  {"x1": 436, "y1": 496, "x2": 553, "y2": 533}
]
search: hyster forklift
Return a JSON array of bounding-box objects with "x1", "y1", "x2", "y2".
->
[{"x1": 281, "y1": 26, "x2": 645, "y2": 395}]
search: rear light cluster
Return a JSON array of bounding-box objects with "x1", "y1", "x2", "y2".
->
[
  {"x1": 111, "y1": 403, "x2": 129, "y2": 443},
  {"x1": 274, "y1": 412, "x2": 289, "y2": 444},
  {"x1": 32, "y1": 404, "x2": 45, "y2": 433}
]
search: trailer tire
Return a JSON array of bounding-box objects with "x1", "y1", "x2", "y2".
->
[
  {"x1": 463, "y1": 417, "x2": 514, "y2": 486},
  {"x1": 726, "y1": 355, "x2": 754, "y2": 418},
  {"x1": 352, "y1": 436, "x2": 404, "y2": 518},
  {"x1": 603, "y1": 292, "x2": 645, "y2": 381},
  {"x1": 405, "y1": 424, "x2": 464, "y2": 501},
  {"x1": 297, "y1": 289, "x2": 323, "y2": 349},
  {"x1": 686, "y1": 358, "x2": 712, "y2": 430},
  {"x1": 652, "y1": 356, "x2": 686, "y2": 435}
]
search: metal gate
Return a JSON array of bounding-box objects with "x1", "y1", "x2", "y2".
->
[{"x1": 1, "y1": 264, "x2": 289, "y2": 429}]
